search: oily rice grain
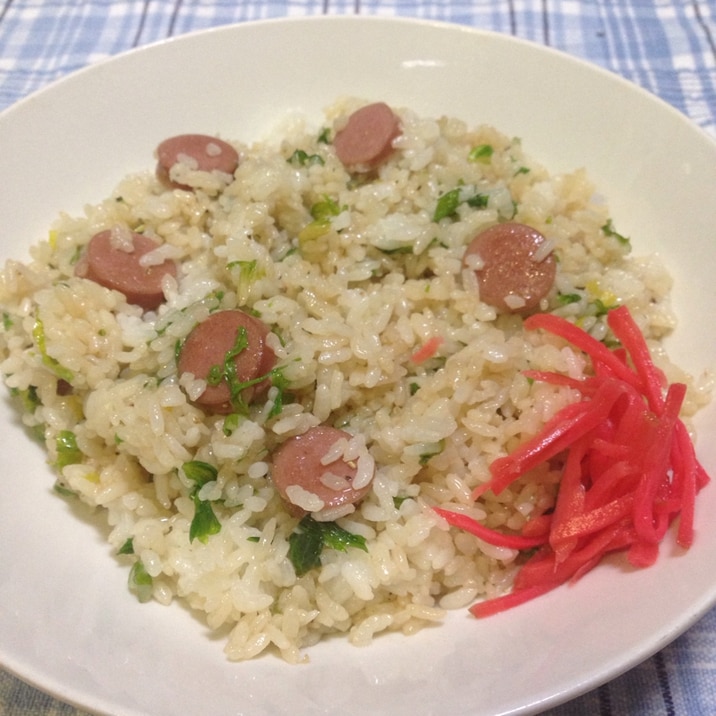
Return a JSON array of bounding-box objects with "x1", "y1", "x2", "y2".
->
[{"x1": 0, "y1": 98, "x2": 712, "y2": 663}]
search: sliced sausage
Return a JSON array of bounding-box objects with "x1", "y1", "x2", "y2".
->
[
  {"x1": 333, "y1": 102, "x2": 402, "y2": 171},
  {"x1": 156, "y1": 134, "x2": 240, "y2": 190},
  {"x1": 75, "y1": 228, "x2": 177, "y2": 311},
  {"x1": 177, "y1": 309, "x2": 276, "y2": 413},
  {"x1": 271, "y1": 426, "x2": 373, "y2": 515},
  {"x1": 463, "y1": 222, "x2": 557, "y2": 313}
]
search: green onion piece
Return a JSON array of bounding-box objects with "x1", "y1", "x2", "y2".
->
[
  {"x1": 17, "y1": 385, "x2": 41, "y2": 412},
  {"x1": 433, "y1": 188, "x2": 462, "y2": 222},
  {"x1": 310, "y1": 195, "x2": 341, "y2": 221},
  {"x1": 53, "y1": 483, "x2": 78, "y2": 498},
  {"x1": 468, "y1": 144, "x2": 494, "y2": 163},
  {"x1": 298, "y1": 195, "x2": 343, "y2": 245},
  {"x1": 55, "y1": 430, "x2": 82, "y2": 469},
  {"x1": 601, "y1": 219, "x2": 631, "y2": 247},
  {"x1": 205, "y1": 326, "x2": 252, "y2": 411},
  {"x1": 593, "y1": 298, "x2": 613, "y2": 317},
  {"x1": 298, "y1": 219, "x2": 331, "y2": 244},
  {"x1": 222, "y1": 413, "x2": 241, "y2": 437},
  {"x1": 558, "y1": 293, "x2": 582, "y2": 306},
  {"x1": 288, "y1": 522, "x2": 324, "y2": 576},
  {"x1": 267, "y1": 367, "x2": 290, "y2": 419},
  {"x1": 189, "y1": 496, "x2": 222, "y2": 544},
  {"x1": 288, "y1": 149, "x2": 325, "y2": 167},
  {"x1": 226, "y1": 259, "x2": 263, "y2": 285},
  {"x1": 288, "y1": 516, "x2": 368, "y2": 576},
  {"x1": 377, "y1": 245, "x2": 413, "y2": 255},
  {"x1": 117, "y1": 538, "x2": 135, "y2": 555},
  {"x1": 466, "y1": 193, "x2": 489, "y2": 209},
  {"x1": 182, "y1": 460, "x2": 218, "y2": 491},
  {"x1": 419, "y1": 440, "x2": 445, "y2": 465},
  {"x1": 32, "y1": 318, "x2": 74, "y2": 383},
  {"x1": 128, "y1": 561, "x2": 153, "y2": 602}
]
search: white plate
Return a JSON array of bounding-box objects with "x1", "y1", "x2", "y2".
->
[{"x1": 1, "y1": 16, "x2": 715, "y2": 716}]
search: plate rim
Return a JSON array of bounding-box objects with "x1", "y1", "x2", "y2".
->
[{"x1": 1, "y1": 14, "x2": 715, "y2": 716}]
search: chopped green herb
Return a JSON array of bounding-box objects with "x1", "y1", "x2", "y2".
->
[
  {"x1": 247, "y1": 536, "x2": 260, "y2": 543},
  {"x1": 279, "y1": 246, "x2": 299, "y2": 261},
  {"x1": 222, "y1": 412, "x2": 241, "y2": 437},
  {"x1": 267, "y1": 367, "x2": 291, "y2": 419},
  {"x1": 128, "y1": 560, "x2": 153, "y2": 602},
  {"x1": 2, "y1": 312, "x2": 12, "y2": 330},
  {"x1": 15, "y1": 385, "x2": 41, "y2": 412},
  {"x1": 288, "y1": 149, "x2": 325, "y2": 167},
  {"x1": 433, "y1": 187, "x2": 491, "y2": 222},
  {"x1": 419, "y1": 440, "x2": 445, "y2": 465},
  {"x1": 189, "y1": 496, "x2": 222, "y2": 544},
  {"x1": 310, "y1": 195, "x2": 342, "y2": 222},
  {"x1": 271, "y1": 327, "x2": 287, "y2": 347},
  {"x1": 181, "y1": 461, "x2": 222, "y2": 544},
  {"x1": 378, "y1": 245, "x2": 414, "y2": 255},
  {"x1": 53, "y1": 483, "x2": 78, "y2": 498},
  {"x1": 409, "y1": 382, "x2": 420, "y2": 396},
  {"x1": 288, "y1": 515, "x2": 368, "y2": 576},
  {"x1": 602, "y1": 219, "x2": 631, "y2": 247},
  {"x1": 206, "y1": 326, "x2": 252, "y2": 410},
  {"x1": 465, "y1": 193, "x2": 489, "y2": 209},
  {"x1": 317, "y1": 127, "x2": 331, "y2": 144},
  {"x1": 468, "y1": 144, "x2": 494, "y2": 163},
  {"x1": 289, "y1": 522, "x2": 324, "y2": 576},
  {"x1": 227, "y1": 259, "x2": 264, "y2": 285},
  {"x1": 515, "y1": 166, "x2": 531, "y2": 176},
  {"x1": 593, "y1": 298, "x2": 613, "y2": 317},
  {"x1": 433, "y1": 188, "x2": 462, "y2": 222},
  {"x1": 55, "y1": 430, "x2": 82, "y2": 469},
  {"x1": 32, "y1": 318, "x2": 74, "y2": 383},
  {"x1": 298, "y1": 195, "x2": 343, "y2": 244},
  {"x1": 393, "y1": 495, "x2": 410, "y2": 509},
  {"x1": 117, "y1": 537, "x2": 135, "y2": 555},
  {"x1": 315, "y1": 519, "x2": 367, "y2": 553},
  {"x1": 298, "y1": 220, "x2": 331, "y2": 243},
  {"x1": 557, "y1": 292, "x2": 582, "y2": 306},
  {"x1": 182, "y1": 460, "x2": 218, "y2": 490},
  {"x1": 69, "y1": 245, "x2": 83, "y2": 265},
  {"x1": 198, "y1": 317, "x2": 292, "y2": 418}
]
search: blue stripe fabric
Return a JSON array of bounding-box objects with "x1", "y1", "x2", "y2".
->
[
  {"x1": 0, "y1": 1, "x2": 714, "y2": 136},
  {"x1": 0, "y1": 2, "x2": 715, "y2": 715}
]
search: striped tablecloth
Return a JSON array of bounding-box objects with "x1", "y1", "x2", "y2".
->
[{"x1": 1, "y1": 2, "x2": 715, "y2": 714}]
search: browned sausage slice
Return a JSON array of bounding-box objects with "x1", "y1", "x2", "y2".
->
[
  {"x1": 333, "y1": 102, "x2": 402, "y2": 170},
  {"x1": 75, "y1": 229, "x2": 177, "y2": 311},
  {"x1": 177, "y1": 309, "x2": 276, "y2": 413},
  {"x1": 463, "y1": 222, "x2": 556, "y2": 313},
  {"x1": 156, "y1": 134, "x2": 240, "y2": 189},
  {"x1": 271, "y1": 426, "x2": 373, "y2": 514}
]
